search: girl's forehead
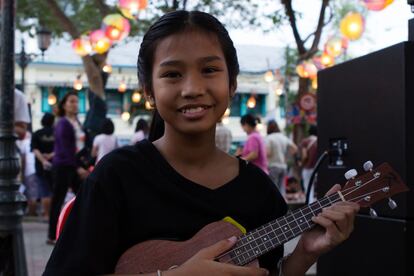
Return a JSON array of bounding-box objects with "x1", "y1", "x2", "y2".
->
[{"x1": 153, "y1": 30, "x2": 224, "y2": 63}]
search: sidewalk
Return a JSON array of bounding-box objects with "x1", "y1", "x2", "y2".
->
[{"x1": 22, "y1": 219, "x2": 316, "y2": 275}]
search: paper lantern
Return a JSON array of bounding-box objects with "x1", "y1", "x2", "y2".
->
[
  {"x1": 340, "y1": 12, "x2": 365, "y2": 41},
  {"x1": 325, "y1": 37, "x2": 343, "y2": 57},
  {"x1": 118, "y1": 0, "x2": 148, "y2": 19},
  {"x1": 264, "y1": 70, "x2": 274, "y2": 82},
  {"x1": 90, "y1": 30, "x2": 111, "y2": 54},
  {"x1": 296, "y1": 63, "x2": 306, "y2": 78},
  {"x1": 320, "y1": 52, "x2": 335, "y2": 67},
  {"x1": 363, "y1": 0, "x2": 392, "y2": 11},
  {"x1": 103, "y1": 14, "x2": 130, "y2": 41},
  {"x1": 71, "y1": 36, "x2": 92, "y2": 56}
]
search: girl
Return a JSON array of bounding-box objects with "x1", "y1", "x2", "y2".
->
[
  {"x1": 44, "y1": 11, "x2": 359, "y2": 276},
  {"x1": 47, "y1": 92, "x2": 89, "y2": 244},
  {"x1": 240, "y1": 114, "x2": 269, "y2": 174},
  {"x1": 131, "y1": 118, "x2": 150, "y2": 144}
]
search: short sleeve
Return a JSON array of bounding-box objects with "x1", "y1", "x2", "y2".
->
[
  {"x1": 243, "y1": 135, "x2": 260, "y2": 156},
  {"x1": 43, "y1": 160, "x2": 124, "y2": 275}
]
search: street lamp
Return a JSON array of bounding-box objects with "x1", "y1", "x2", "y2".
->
[{"x1": 15, "y1": 27, "x2": 51, "y2": 93}]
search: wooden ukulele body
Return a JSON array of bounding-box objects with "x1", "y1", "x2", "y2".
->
[{"x1": 115, "y1": 220, "x2": 257, "y2": 274}]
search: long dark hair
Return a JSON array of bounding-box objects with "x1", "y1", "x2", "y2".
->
[
  {"x1": 267, "y1": 120, "x2": 280, "y2": 134},
  {"x1": 137, "y1": 10, "x2": 240, "y2": 142},
  {"x1": 57, "y1": 91, "x2": 78, "y2": 117}
]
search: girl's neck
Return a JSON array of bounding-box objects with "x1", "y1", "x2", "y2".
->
[{"x1": 154, "y1": 128, "x2": 217, "y2": 166}]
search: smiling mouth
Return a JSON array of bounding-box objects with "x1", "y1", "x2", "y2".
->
[{"x1": 179, "y1": 105, "x2": 212, "y2": 114}]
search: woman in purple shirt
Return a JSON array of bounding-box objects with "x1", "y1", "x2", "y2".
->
[
  {"x1": 48, "y1": 91, "x2": 88, "y2": 244},
  {"x1": 239, "y1": 114, "x2": 269, "y2": 174}
]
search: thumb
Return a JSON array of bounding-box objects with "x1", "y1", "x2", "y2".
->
[
  {"x1": 325, "y1": 183, "x2": 341, "y2": 196},
  {"x1": 196, "y1": 236, "x2": 237, "y2": 260}
]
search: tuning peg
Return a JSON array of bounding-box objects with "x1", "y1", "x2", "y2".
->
[
  {"x1": 363, "y1": 161, "x2": 374, "y2": 172},
  {"x1": 388, "y1": 198, "x2": 397, "y2": 210},
  {"x1": 344, "y1": 169, "x2": 358, "y2": 180},
  {"x1": 369, "y1": 208, "x2": 378, "y2": 218}
]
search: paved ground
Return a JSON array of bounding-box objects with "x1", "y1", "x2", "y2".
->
[{"x1": 23, "y1": 219, "x2": 316, "y2": 275}]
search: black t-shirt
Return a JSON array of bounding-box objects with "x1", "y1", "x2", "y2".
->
[
  {"x1": 31, "y1": 127, "x2": 54, "y2": 175},
  {"x1": 44, "y1": 140, "x2": 288, "y2": 276}
]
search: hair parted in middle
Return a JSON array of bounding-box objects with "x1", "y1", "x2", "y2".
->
[{"x1": 137, "y1": 10, "x2": 240, "y2": 142}]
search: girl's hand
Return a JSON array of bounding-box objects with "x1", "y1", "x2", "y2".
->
[
  {"x1": 297, "y1": 184, "x2": 360, "y2": 258},
  {"x1": 165, "y1": 237, "x2": 269, "y2": 276}
]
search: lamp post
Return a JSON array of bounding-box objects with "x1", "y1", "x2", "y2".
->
[{"x1": 15, "y1": 27, "x2": 51, "y2": 93}]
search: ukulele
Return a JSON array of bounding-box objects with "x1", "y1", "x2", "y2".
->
[{"x1": 115, "y1": 161, "x2": 409, "y2": 274}]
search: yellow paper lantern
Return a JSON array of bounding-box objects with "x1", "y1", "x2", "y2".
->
[
  {"x1": 312, "y1": 78, "x2": 318, "y2": 90},
  {"x1": 90, "y1": 30, "x2": 112, "y2": 54},
  {"x1": 340, "y1": 12, "x2": 365, "y2": 41},
  {"x1": 320, "y1": 52, "x2": 335, "y2": 67}
]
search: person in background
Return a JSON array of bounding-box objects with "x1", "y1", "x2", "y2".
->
[
  {"x1": 91, "y1": 118, "x2": 118, "y2": 164},
  {"x1": 14, "y1": 88, "x2": 31, "y2": 140},
  {"x1": 48, "y1": 91, "x2": 88, "y2": 244},
  {"x1": 300, "y1": 124, "x2": 318, "y2": 203},
  {"x1": 215, "y1": 118, "x2": 232, "y2": 153},
  {"x1": 31, "y1": 112, "x2": 55, "y2": 221},
  {"x1": 16, "y1": 131, "x2": 38, "y2": 216},
  {"x1": 239, "y1": 114, "x2": 268, "y2": 174},
  {"x1": 265, "y1": 120, "x2": 297, "y2": 194},
  {"x1": 130, "y1": 118, "x2": 149, "y2": 144}
]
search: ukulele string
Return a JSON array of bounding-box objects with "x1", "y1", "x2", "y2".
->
[{"x1": 218, "y1": 174, "x2": 384, "y2": 265}]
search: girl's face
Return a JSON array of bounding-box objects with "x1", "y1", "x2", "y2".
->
[
  {"x1": 150, "y1": 29, "x2": 235, "y2": 136},
  {"x1": 241, "y1": 123, "x2": 254, "y2": 134},
  {"x1": 63, "y1": 95, "x2": 79, "y2": 116}
]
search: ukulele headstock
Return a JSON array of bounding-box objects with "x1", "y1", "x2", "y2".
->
[{"x1": 341, "y1": 162, "x2": 409, "y2": 212}]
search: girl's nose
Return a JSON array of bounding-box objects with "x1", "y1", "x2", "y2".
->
[{"x1": 181, "y1": 74, "x2": 206, "y2": 98}]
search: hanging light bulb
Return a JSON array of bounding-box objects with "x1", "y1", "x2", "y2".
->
[
  {"x1": 224, "y1": 108, "x2": 231, "y2": 117},
  {"x1": 247, "y1": 95, "x2": 256, "y2": 109},
  {"x1": 275, "y1": 87, "x2": 283, "y2": 96},
  {"x1": 145, "y1": 100, "x2": 153, "y2": 110},
  {"x1": 312, "y1": 77, "x2": 318, "y2": 90},
  {"x1": 121, "y1": 111, "x2": 130, "y2": 121},
  {"x1": 73, "y1": 75, "x2": 83, "y2": 91},
  {"x1": 340, "y1": 12, "x2": 365, "y2": 41},
  {"x1": 264, "y1": 70, "x2": 274, "y2": 82},
  {"x1": 102, "y1": 64, "x2": 113, "y2": 73},
  {"x1": 118, "y1": 80, "x2": 127, "y2": 93},
  {"x1": 132, "y1": 91, "x2": 142, "y2": 103},
  {"x1": 47, "y1": 94, "x2": 57, "y2": 105}
]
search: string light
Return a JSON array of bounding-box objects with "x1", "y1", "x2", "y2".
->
[
  {"x1": 118, "y1": 80, "x2": 127, "y2": 93},
  {"x1": 121, "y1": 111, "x2": 130, "y2": 121},
  {"x1": 247, "y1": 95, "x2": 256, "y2": 109},
  {"x1": 47, "y1": 94, "x2": 57, "y2": 105},
  {"x1": 132, "y1": 91, "x2": 142, "y2": 103},
  {"x1": 73, "y1": 75, "x2": 83, "y2": 91},
  {"x1": 264, "y1": 70, "x2": 274, "y2": 82},
  {"x1": 145, "y1": 100, "x2": 153, "y2": 110},
  {"x1": 102, "y1": 64, "x2": 113, "y2": 73}
]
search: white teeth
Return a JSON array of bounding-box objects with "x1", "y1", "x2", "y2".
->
[{"x1": 182, "y1": 107, "x2": 205, "y2": 114}]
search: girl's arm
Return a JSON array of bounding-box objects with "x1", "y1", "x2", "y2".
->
[{"x1": 242, "y1": 150, "x2": 258, "y2": 161}]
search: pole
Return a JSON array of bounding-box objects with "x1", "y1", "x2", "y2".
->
[{"x1": 0, "y1": 0, "x2": 28, "y2": 275}]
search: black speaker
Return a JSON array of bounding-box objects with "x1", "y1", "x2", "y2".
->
[{"x1": 316, "y1": 42, "x2": 414, "y2": 275}]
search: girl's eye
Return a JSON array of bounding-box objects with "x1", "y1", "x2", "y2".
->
[
  {"x1": 161, "y1": 71, "x2": 181, "y2": 78},
  {"x1": 203, "y1": 67, "x2": 221, "y2": 74}
]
